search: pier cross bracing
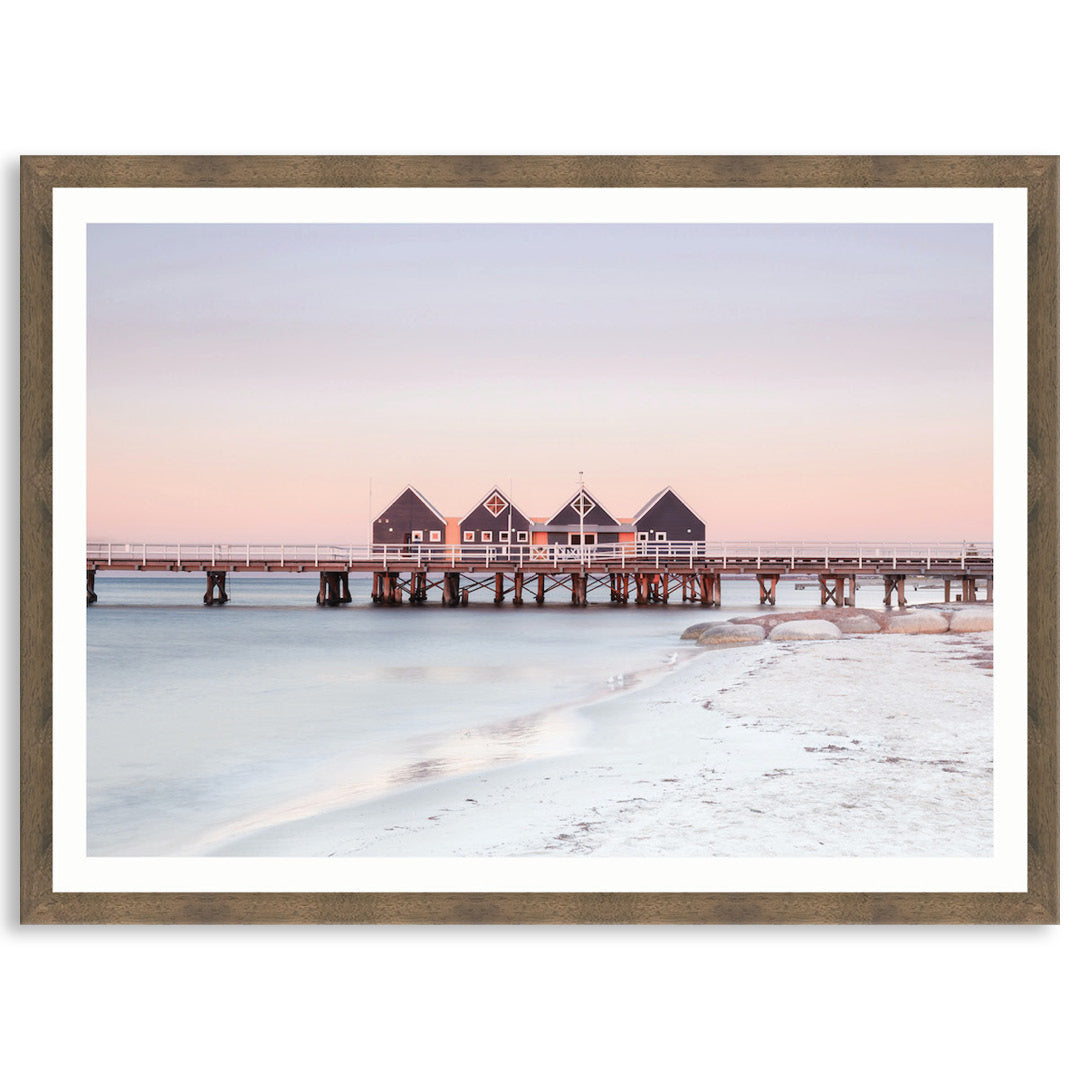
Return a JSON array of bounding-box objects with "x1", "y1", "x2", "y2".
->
[{"x1": 85, "y1": 541, "x2": 994, "y2": 609}]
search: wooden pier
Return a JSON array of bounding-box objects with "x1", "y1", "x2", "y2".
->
[{"x1": 86, "y1": 541, "x2": 994, "y2": 609}]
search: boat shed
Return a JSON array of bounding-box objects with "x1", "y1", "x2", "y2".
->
[
  {"x1": 372, "y1": 486, "x2": 446, "y2": 546},
  {"x1": 458, "y1": 487, "x2": 533, "y2": 546},
  {"x1": 632, "y1": 487, "x2": 707, "y2": 543},
  {"x1": 541, "y1": 488, "x2": 634, "y2": 546}
]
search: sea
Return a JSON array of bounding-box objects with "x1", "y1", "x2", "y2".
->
[{"x1": 86, "y1": 571, "x2": 948, "y2": 856}]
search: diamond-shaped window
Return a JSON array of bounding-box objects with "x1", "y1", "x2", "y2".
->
[
  {"x1": 484, "y1": 493, "x2": 508, "y2": 516},
  {"x1": 570, "y1": 493, "x2": 595, "y2": 516}
]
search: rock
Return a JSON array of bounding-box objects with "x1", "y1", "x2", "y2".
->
[
  {"x1": 681, "y1": 621, "x2": 726, "y2": 641},
  {"x1": 835, "y1": 614, "x2": 882, "y2": 634},
  {"x1": 768, "y1": 619, "x2": 842, "y2": 641},
  {"x1": 697, "y1": 623, "x2": 767, "y2": 646},
  {"x1": 948, "y1": 608, "x2": 994, "y2": 632},
  {"x1": 884, "y1": 612, "x2": 950, "y2": 634}
]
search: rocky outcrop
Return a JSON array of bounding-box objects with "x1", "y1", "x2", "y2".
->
[
  {"x1": 884, "y1": 612, "x2": 950, "y2": 634},
  {"x1": 769, "y1": 619, "x2": 842, "y2": 641},
  {"x1": 948, "y1": 609, "x2": 994, "y2": 632},
  {"x1": 835, "y1": 614, "x2": 882, "y2": 634},
  {"x1": 680, "y1": 621, "x2": 726, "y2": 641},
  {"x1": 697, "y1": 623, "x2": 767, "y2": 646},
  {"x1": 731, "y1": 607, "x2": 889, "y2": 633}
]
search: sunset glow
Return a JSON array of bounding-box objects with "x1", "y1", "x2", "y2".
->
[{"x1": 87, "y1": 223, "x2": 993, "y2": 541}]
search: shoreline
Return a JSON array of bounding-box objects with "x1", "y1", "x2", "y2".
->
[{"x1": 210, "y1": 618, "x2": 993, "y2": 858}]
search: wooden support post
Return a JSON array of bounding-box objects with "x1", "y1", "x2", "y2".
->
[
  {"x1": 847, "y1": 575, "x2": 857, "y2": 606},
  {"x1": 662, "y1": 573, "x2": 670, "y2": 603},
  {"x1": 494, "y1": 572, "x2": 504, "y2": 605},
  {"x1": 87, "y1": 568, "x2": 97, "y2": 605},
  {"x1": 571, "y1": 573, "x2": 587, "y2": 607},
  {"x1": 634, "y1": 573, "x2": 646, "y2": 605},
  {"x1": 883, "y1": 575, "x2": 907, "y2": 607},
  {"x1": 943, "y1": 578, "x2": 952, "y2": 603},
  {"x1": 986, "y1": 577, "x2": 993, "y2": 603},
  {"x1": 513, "y1": 570, "x2": 524, "y2": 606},
  {"x1": 610, "y1": 573, "x2": 619, "y2": 602},
  {"x1": 444, "y1": 572, "x2": 460, "y2": 607},
  {"x1": 341, "y1": 572, "x2": 352, "y2": 603},
  {"x1": 203, "y1": 570, "x2": 228, "y2": 605},
  {"x1": 318, "y1": 570, "x2": 344, "y2": 606},
  {"x1": 714, "y1": 574, "x2": 721, "y2": 608},
  {"x1": 535, "y1": 573, "x2": 545, "y2": 604},
  {"x1": 700, "y1": 573, "x2": 713, "y2": 607},
  {"x1": 757, "y1": 573, "x2": 778, "y2": 605},
  {"x1": 372, "y1": 573, "x2": 382, "y2": 602},
  {"x1": 460, "y1": 588, "x2": 469, "y2": 606}
]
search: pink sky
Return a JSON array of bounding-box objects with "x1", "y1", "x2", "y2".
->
[{"x1": 87, "y1": 223, "x2": 992, "y2": 542}]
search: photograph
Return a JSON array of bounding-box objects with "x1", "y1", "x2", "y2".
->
[{"x1": 84, "y1": 218, "x2": 998, "y2": 860}]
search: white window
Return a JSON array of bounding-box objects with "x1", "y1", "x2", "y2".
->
[
  {"x1": 655, "y1": 532, "x2": 667, "y2": 542},
  {"x1": 463, "y1": 531, "x2": 475, "y2": 542},
  {"x1": 484, "y1": 493, "x2": 508, "y2": 516},
  {"x1": 429, "y1": 530, "x2": 441, "y2": 542},
  {"x1": 481, "y1": 531, "x2": 493, "y2": 543},
  {"x1": 570, "y1": 493, "x2": 595, "y2": 516},
  {"x1": 637, "y1": 532, "x2": 649, "y2": 542},
  {"x1": 411, "y1": 530, "x2": 424, "y2": 542},
  {"x1": 499, "y1": 531, "x2": 510, "y2": 542},
  {"x1": 517, "y1": 531, "x2": 529, "y2": 543}
]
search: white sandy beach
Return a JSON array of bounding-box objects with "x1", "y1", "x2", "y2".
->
[{"x1": 211, "y1": 619, "x2": 994, "y2": 858}]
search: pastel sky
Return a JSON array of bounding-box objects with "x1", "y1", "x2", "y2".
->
[{"x1": 87, "y1": 223, "x2": 992, "y2": 541}]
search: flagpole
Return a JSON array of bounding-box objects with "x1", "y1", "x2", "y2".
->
[{"x1": 578, "y1": 470, "x2": 585, "y2": 568}]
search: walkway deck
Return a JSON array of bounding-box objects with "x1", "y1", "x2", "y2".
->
[{"x1": 86, "y1": 541, "x2": 994, "y2": 607}]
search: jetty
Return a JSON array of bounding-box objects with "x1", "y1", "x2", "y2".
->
[{"x1": 86, "y1": 541, "x2": 994, "y2": 608}]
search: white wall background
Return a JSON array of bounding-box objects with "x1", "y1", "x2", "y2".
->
[{"x1": 2, "y1": 3, "x2": 1073, "y2": 1076}]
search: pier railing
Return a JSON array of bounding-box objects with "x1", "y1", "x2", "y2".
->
[{"x1": 86, "y1": 540, "x2": 994, "y2": 571}]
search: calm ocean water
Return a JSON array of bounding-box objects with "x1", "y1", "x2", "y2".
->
[{"x1": 86, "y1": 571, "x2": 942, "y2": 855}]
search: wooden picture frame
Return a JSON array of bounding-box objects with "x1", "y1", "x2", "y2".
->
[{"x1": 21, "y1": 155, "x2": 1059, "y2": 924}]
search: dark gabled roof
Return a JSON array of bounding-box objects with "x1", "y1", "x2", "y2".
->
[
  {"x1": 632, "y1": 486, "x2": 705, "y2": 525},
  {"x1": 545, "y1": 487, "x2": 619, "y2": 528},
  {"x1": 459, "y1": 486, "x2": 528, "y2": 522},
  {"x1": 373, "y1": 485, "x2": 446, "y2": 523}
]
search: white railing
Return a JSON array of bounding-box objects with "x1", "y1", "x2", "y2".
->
[{"x1": 86, "y1": 540, "x2": 994, "y2": 569}]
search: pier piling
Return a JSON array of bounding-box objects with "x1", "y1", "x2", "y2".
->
[
  {"x1": 87, "y1": 568, "x2": 97, "y2": 605},
  {"x1": 756, "y1": 573, "x2": 780, "y2": 605},
  {"x1": 883, "y1": 574, "x2": 907, "y2": 607},
  {"x1": 316, "y1": 571, "x2": 351, "y2": 606},
  {"x1": 203, "y1": 570, "x2": 229, "y2": 605}
]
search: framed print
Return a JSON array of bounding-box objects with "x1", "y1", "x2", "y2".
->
[{"x1": 21, "y1": 155, "x2": 1058, "y2": 923}]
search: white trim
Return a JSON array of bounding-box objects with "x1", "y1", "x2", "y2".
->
[{"x1": 463, "y1": 530, "x2": 475, "y2": 543}]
